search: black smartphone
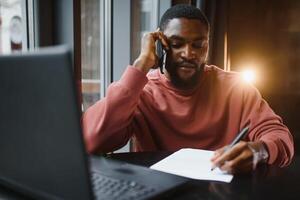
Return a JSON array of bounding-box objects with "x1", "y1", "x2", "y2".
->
[{"x1": 156, "y1": 40, "x2": 167, "y2": 74}]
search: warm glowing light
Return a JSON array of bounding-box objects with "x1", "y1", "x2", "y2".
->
[{"x1": 242, "y1": 69, "x2": 256, "y2": 83}]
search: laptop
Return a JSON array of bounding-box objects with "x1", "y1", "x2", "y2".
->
[{"x1": 0, "y1": 46, "x2": 187, "y2": 200}]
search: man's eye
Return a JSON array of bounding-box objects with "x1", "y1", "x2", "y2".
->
[
  {"x1": 170, "y1": 42, "x2": 183, "y2": 48},
  {"x1": 193, "y1": 41, "x2": 207, "y2": 48}
]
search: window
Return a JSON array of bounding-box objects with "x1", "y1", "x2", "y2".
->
[
  {"x1": 81, "y1": 0, "x2": 101, "y2": 111},
  {"x1": 0, "y1": 0, "x2": 27, "y2": 54},
  {"x1": 131, "y1": 0, "x2": 160, "y2": 63},
  {"x1": 80, "y1": 0, "x2": 169, "y2": 152}
]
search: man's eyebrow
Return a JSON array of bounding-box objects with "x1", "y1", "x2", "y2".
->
[
  {"x1": 168, "y1": 35, "x2": 208, "y2": 41},
  {"x1": 168, "y1": 35, "x2": 185, "y2": 41}
]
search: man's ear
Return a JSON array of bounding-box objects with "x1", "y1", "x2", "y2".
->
[{"x1": 205, "y1": 42, "x2": 209, "y2": 61}]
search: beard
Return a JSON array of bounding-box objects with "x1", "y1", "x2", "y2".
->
[{"x1": 166, "y1": 60, "x2": 204, "y2": 90}]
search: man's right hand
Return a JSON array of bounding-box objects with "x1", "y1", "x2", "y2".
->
[{"x1": 133, "y1": 30, "x2": 169, "y2": 74}]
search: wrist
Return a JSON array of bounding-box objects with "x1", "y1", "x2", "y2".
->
[
  {"x1": 247, "y1": 141, "x2": 269, "y2": 169},
  {"x1": 133, "y1": 55, "x2": 154, "y2": 74}
]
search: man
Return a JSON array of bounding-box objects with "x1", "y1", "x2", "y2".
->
[{"x1": 82, "y1": 4, "x2": 294, "y2": 174}]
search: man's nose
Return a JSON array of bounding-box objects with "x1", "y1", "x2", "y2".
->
[{"x1": 180, "y1": 45, "x2": 196, "y2": 60}]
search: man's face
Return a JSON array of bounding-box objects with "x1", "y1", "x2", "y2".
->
[{"x1": 163, "y1": 18, "x2": 209, "y2": 89}]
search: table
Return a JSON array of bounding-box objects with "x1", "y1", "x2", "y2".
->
[
  {"x1": 110, "y1": 152, "x2": 300, "y2": 200},
  {"x1": 0, "y1": 152, "x2": 299, "y2": 200}
]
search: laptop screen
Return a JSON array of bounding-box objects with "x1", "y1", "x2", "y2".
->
[{"x1": 0, "y1": 46, "x2": 93, "y2": 200}]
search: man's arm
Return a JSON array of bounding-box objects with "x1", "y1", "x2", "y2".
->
[
  {"x1": 241, "y1": 85, "x2": 294, "y2": 167},
  {"x1": 82, "y1": 30, "x2": 169, "y2": 154},
  {"x1": 211, "y1": 83, "x2": 294, "y2": 173},
  {"x1": 81, "y1": 67, "x2": 148, "y2": 153}
]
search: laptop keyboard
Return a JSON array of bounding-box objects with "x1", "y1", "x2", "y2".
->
[{"x1": 91, "y1": 171, "x2": 156, "y2": 200}]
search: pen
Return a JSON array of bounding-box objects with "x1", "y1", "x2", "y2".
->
[{"x1": 211, "y1": 126, "x2": 250, "y2": 171}]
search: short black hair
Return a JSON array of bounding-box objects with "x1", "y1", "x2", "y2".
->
[{"x1": 159, "y1": 4, "x2": 210, "y2": 32}]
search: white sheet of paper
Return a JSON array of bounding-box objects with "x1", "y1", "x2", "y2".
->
[{"x1": 150, "y1": 148, "x2": 233, "y2": 183}]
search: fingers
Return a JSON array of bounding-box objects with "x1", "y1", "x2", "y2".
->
[
  {"x1": 212, "y1": 141, "x2": 248, "y2": 166},
  {"x1": 134, "y1": 29, "x2": 169, "y2": 72},
  {"x1": 156, "y1": 31, "x2": 169, "y2": 50},
  {"x1": 211, "y1": 141, "x2": 254, "y2": 174},
  {"x1": 221, "y1": 160, "x2": 253, "y2": 174},
  {"x1": 211, "y1": 146, "x2": 228, "y2": 162},
  {"x1": 219, "y1": 149, "x2": 253, "y2": 174},
  {"x1": 142, "y1": 30, "x2": 169, "y2": 51}
]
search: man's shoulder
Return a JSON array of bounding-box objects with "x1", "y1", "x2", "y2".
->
[
  {"x1": 146, "y1": 69, "x2": 161, "y2": 80},
  {"x1": 205, "y1": 65, "x2": 242, "y2": 82},
  {"x1": 205, "y1": 65, "x2": 258, "y2": 94},
  {"x1": 141, "y1": 69, "x2": 163, "y2": 93}
]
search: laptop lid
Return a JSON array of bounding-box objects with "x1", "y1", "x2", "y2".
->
[{"x1": 0, "y1": 46, "x2": 93, "y2": 200}]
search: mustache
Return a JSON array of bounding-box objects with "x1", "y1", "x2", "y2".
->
[{"x1": 174, "y1": 60, "x2": 198, "y2": 68}]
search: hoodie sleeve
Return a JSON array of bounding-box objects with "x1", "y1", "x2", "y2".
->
[
  {"x1": 81, "y1": 66, "x2": 148, "y2": 153},
  {"x1": 241, "y1": 83, "x2": 294, "y2": 167}
]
